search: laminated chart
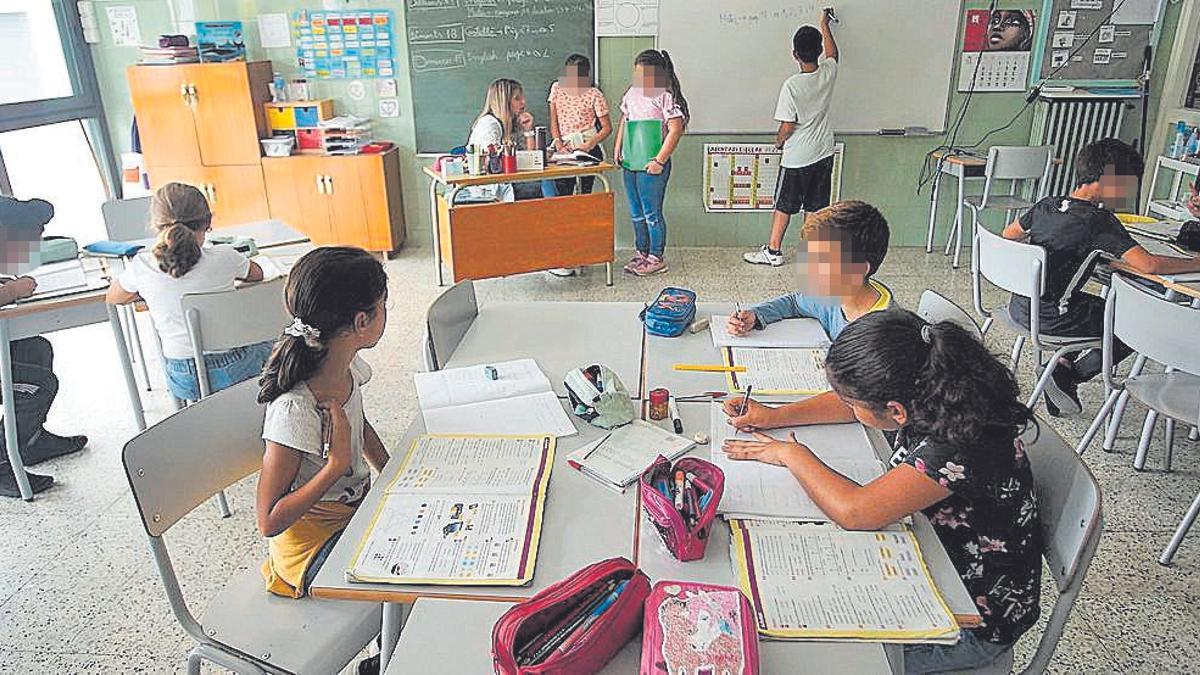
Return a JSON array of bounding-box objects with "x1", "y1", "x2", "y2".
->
[
  {"x1": 292, "y1": 10, "x2": 395, "y2": 79},
  {"x1": 704, "y1": 143, "x2": 844, "y2": 213}
]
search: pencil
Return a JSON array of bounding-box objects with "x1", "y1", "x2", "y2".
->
[
  {"x1": 737, "y1": 385, "x2": 754, "y2": 417},
  {"x1": 673, "y1": 364, "x2": 748, "y2": 373},
  {"x1": 580, "y1": 431, "x2": 613, "y2": 461}
]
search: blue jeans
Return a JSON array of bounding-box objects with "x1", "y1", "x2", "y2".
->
[
  {"x1": 904, "y1": 630, "x2": 1010, "y2": 674},
  {"x1": 622, "y1": 161, "x2": 671, "y2": 258},
  {"x1": 163, "y1": 341, "x2": 273, "y2": 402}
]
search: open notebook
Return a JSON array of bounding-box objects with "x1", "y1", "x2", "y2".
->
[
  {"x1": 414, "y1": 359, "x2": 575, "y2": 437},
  {"x1": 709, "y1": 316, "x2": 830, "y2": 349},
  {"x1": 566, "y1": 420, "x2": 694, "y2": 493}
]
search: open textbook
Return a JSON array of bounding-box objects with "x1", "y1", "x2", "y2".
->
[
  {"x1": 724, "y1": 347, "x2": 830, "y2": 395},
  {"x1": 414, "y1": 359, "x2": 575, "y2": 437},
  {"x1": 729, "y1": 520, "x2": 960, "y2": 642},
  {"x1": 566, "y1": 420, "x2": 694, "y2": 492},
  {"x1": 710, "y1": 402, "x2": 883, "y2": 521},
  {"x1": 348, "y1": 435, "x2": 554, "y2": 585},
  {"x1": 709, "y1": 316, "x2": 830, "y2": 350}
]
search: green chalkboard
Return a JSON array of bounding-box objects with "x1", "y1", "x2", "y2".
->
[{"x1": 405, "y1": 0, "x2": 595, "y2": 153}]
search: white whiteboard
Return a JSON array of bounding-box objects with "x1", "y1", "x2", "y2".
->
[{"x1": 658, "y1": 0, "x2": 963, "y2": 134}]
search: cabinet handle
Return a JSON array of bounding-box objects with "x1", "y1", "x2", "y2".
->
[
  {"x1": 188, "y1": 83, "x2": 198, "y2": 105},
  {"x1": 180, "y1": 83, "x2": 189, "y2": 104},
  {"x1": 205, "y1": 183, "x2": 216, "y2": 204},
  {"x1": 323, "y1": 175, "x2": 334, "y2": 195},
  {"x1": 315, "y1": 175, "x2": 326, "y2": 195}
]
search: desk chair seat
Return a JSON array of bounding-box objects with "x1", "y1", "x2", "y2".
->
[
  {"x1": 1124, "y1": 372, "x2": 1200, "y2": 424},
  {"x1": 200, "y1": 567, "x2": 381, "y2": 675}
]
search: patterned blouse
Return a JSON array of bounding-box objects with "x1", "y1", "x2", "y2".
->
[
  {"x1": 892, "y1": 429, "x2": 1042, "y2": 645},
  {"x1": 548, "y1": 82, "x2": 609, "y2": 137}
]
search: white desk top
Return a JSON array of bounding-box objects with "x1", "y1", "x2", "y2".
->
[
  {"x1": 444, "y1": 302, "x2": 646, "y2": 398},
  {"x1": 389, "y1": 597, "x2": 890, "y2": 674},
  {"x1": 308, "y1": 400, "x2": 638, "y2": 604},
  {"x1": 637, "y1": 403, "x2": 981, "y2": 629}
]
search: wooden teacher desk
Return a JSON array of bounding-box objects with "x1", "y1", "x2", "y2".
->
[{"x1": 423, "y1": 163, "x2": 618, "y2": 286}]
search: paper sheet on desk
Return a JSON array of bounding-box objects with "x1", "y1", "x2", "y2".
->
[
  {"x1": 710, "y1": 316, "x2": 830, "y2": 349},
  {"x1": 415, "y1": 359, "x2": 576, "y2": 437},
  {"x1": 415, "y1": 359, "x2": 551, "y2": 409},
  {"x1": 710, "y1": 402, "x2": 883, "y2": 522},
  {"x1": 28, "y1": 260, "x2": 87, "y2": 294},
  {"x1": 725, "y1": 347, "x2": 830, "y2": 394}
]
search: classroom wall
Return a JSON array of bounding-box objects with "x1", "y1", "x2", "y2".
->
[{"x1": 88, "y1": 1, "x2": 1181, "y2": 250}]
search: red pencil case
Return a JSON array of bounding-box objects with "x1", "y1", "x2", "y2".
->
[
  {"x1": 641, "y1": 581, "x2": 761, "y2": 675},
  {"x1": 492, "y1": 557, "x2": 651, "y2": 674},
  {"x1": 639, "y1": 456, "x2": 725, "y2": 562}
]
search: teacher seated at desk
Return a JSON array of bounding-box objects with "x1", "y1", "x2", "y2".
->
[{"x1": 457, "y1": 77, "x2": 543, "y2": 204}]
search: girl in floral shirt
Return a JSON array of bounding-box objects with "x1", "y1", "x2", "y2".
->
[{"x1": 723, "y1": 309, "x2": 1041, "y2": 673}]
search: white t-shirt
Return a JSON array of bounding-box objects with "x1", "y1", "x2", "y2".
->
[
  {"x1": 261, "y1": 357, "x2": 373, "y2": 504},
  {"x1": 117, "y1": 244, "x2": 251, "y2": 359},
  {"x1": 461, "y1": 114, "x2": 514, "y2": 203},
  {"x1": 774, "y1": 58, "x2": 838, "y2": 169}
]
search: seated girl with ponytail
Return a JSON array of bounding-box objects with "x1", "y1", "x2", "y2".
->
[
  {"x1": 722, "y1": 309, "x2": 1042, "y2": 674},
  {"x1": 255, "y1": 246, "x2": 390, "y2": 599},
  {"x1": 106, "y1": 182, "x2": 269, "y2": 402}
]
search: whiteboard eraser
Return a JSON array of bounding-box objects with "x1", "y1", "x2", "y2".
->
[{"x1": 689, "y1": 317, "x2": 710, "y2": 334}]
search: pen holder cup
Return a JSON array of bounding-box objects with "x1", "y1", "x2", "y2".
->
[
  {"x1": 492, "y1": 557, "x2": 650, "y2": 674},
  {"x1": 640, "y1": 456, "x2": 725, "y2": 562}
]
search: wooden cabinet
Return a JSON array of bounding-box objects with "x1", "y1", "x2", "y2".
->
[
  {"x1": 262, "y1": 149, "x2": 405, "y2": 253},
  {"x1": 144, "y1": 164, "x2": 269, "y2": 229}
]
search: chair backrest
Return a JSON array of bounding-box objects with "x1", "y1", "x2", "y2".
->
[
  {"x1": 101, "y1": 197, "x2": 152, "y2": 241},
  {"x1": 986, "y1": 145, "x2": 1054, "y2": 181},
  {"x1": 426, "y1": 280, "x2": 478, "y2": 370},
  {"x1": 1018, "y1": 421, "x2": 1102, "y2": 673},
  {"x1": 182, "y1": 277, "x2": 289, "y2": 353},
  {"x1": 916, "y1": 290, "x2": 982, "y2": 340},
  {"x1": 123, "y1": 379, "x2": 266, "y2": 538},
  {"x1": 1109, "y1": 274, "x2": 1200, "y2": 377},
  {"x1": 974, "y1": 225, "x2": 1046, "y2": 301}
]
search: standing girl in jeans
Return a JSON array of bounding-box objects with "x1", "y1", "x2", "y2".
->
[
  {"x1": 613, "y1": 49, "x2": 688, "y2": 276},
  {"x1": 106, "y1": 182, "x2": 272, "y2": 402}
]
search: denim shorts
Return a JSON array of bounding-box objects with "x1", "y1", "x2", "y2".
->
[
  {"x1": 903, "y1": 629, "x2": 1010, "y2": 673},
  {"x1": 163, "y1": 341, "x2": 274, "y2": 402}
]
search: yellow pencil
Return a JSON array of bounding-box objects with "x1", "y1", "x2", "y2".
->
[{"x1": 673, "y1": 364, "x2": 748, "y2": 373}]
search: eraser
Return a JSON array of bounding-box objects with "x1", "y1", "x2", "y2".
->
[
  {"x1": 484, "y1": 365, "x2": 498, "y2": 380},
  {"x1": 688, "y1": 317, "x2": 711, "y2": 334},
  {"x1": 693, "y1": 433, "x2": 710, "y2": 445}
]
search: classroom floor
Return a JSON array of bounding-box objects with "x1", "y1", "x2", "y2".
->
[{"x1": 0, "y1": 245, "x2": 1196, "y2": 674}]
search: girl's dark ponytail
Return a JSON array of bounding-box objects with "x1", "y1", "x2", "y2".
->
[
  {"x1": 659, "y1": 50, "x2": 689, "y2": 128},
  {"x1": 149, "y1": 182, "x2": 210, "y2": 278},
  {"x1": 257, "y1": 247, "x2": 388, "y2": 404},
  {"x1": 825, "y1": 309, "x2": 1034, "y2": 451}
]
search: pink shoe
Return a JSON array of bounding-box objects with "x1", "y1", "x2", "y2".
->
[
  {"x1": 633, "y1": 255, "x2": 668, "y2": 276},
  {"x1": 623, "y1": 251, "x2": 648, "y2": 274}
]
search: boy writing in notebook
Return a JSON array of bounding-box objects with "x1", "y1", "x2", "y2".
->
[
  {"x1": 743, "y1": 8, "x2": 839, "y2": 267},
  {"x1": 1001, "y1": 137, "x2": 1200, "y2": 417},
  {"x1": 727, "y1": 200, "x2": 891, "y2": 341}
]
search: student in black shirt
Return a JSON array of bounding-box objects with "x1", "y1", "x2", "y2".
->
[{"x1": 1002, "y1": 138, "x2": 1200, "y2": 416}]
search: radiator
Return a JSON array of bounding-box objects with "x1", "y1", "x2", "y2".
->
[{"x1": 1030, "y1": 95, "x2": 1134, "y2": 196}]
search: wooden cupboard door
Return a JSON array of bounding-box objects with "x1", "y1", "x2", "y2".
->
[
  {"x1": 263, "y1": 158, "x2": 306, "y2": 237},
  {"x1": 127, "y1": 66, "x2": 201, "y2": 168},
  {"x1": 203, "y1": 165, "x2": 269, "y2": 229},
  {"x1": 264, "y1": 157, "x2": 334, "y2": 244},
  {"x1": 356, "y1": 151, "x2": 405, "y2": 252},
  {"x1": 323, "y1": 159, "x2": 371, "y2": 249},
  {"x1": 144, "y1": 164, "x2": 206, "y2": 194},
  {"x1": 185, "y1": 63, "x2": 265, "y2": 166}
]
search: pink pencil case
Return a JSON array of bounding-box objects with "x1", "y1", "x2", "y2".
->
[
  {"x1": 640, "y1": 581, "x2": 761, "y2": 675},
  {"x1": 492, "y1": 556, "x2": 651, "y2": 674},
  {"x1": 639, "y1": 456, "x2": 725, "y2": 562}
]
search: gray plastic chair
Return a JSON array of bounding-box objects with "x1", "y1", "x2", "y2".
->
[
  {"x1": 102, "y1": 197, "x2": 154, "y2": 390},
  {"x1": 1072, "y1": 274, "x2": 1200, "y2": 565},
  {"x1": 945, "y1": 422, "x2": 1103, "y2": 675},
  {"x1": 916, "y1": 289, "x2": 983, "y2": 341},
  {"x1": 972, "y1": 226, "x2": 1102, "y2": 411},
  {"x1": 122, "y1": 379, "x2": 381, "y2": 674},
  {"x1": 423, "y1": 280, "x2": 478, "y2": 371},
  {"x1": 950, "y1": 145, "x2": 1053, "y2": 269}
]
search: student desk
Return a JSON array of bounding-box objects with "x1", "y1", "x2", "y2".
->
[
  {"x1": 388, "y1": 597, "x2": 889, "y2": 675},
  {"x1": 925, "y1": 150, "x2": 988, "y2": 254},
  {"x1": 0, "y1": 263, "x2": 145, "y2": 500},
  {"x1": 308, "y1": 400, "x2": 638, "y2": 668},
  {"x1": 422, "y1": 163, "x2": 618, "y2": 286},
  {"x1": 1109, "y1": 262, "x2": 1200, "y2": 301},
  {"x1": 442, "y1": 302, "x2": 646, "y2": 399}
]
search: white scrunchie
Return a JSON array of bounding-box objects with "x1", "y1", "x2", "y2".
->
[
  {"x1": 920, "y1": 324, "x2": 933, "y2": 345},
  {"x1": 284, "y1": 317, "x2": 321, "y2": 343}
]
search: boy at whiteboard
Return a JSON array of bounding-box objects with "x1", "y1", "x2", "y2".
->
[{"x1": 744, "y1": 8, "x2": 839, "y2": 268}]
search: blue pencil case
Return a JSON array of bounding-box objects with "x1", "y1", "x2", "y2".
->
[
  {"x1": 84, "y1": 240, "x2": 144, "y2": 257},
  {"x1": 641, "y1": 287, "x2": 697, "y2": 338}
]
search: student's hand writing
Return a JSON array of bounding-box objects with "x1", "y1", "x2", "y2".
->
[
  {"x1": 726, "y1": 310, "x2": 757, "y2": 336},
  {"x1": 317, "y1": 400, "x2": 352, "y2": 474},
  {"x1": 11, "y1": 277, "x2": 37, "y2": 299},
  {"x1": 517, "y1": 112, "x2": 535, "y2": 131},
  {"x1": 646, "y1": 159, "x2": 664, "y2": 175},
  {"x1": 723, "y1": 397, "x2": 775, "y2": 432},
  {"x1": 820, "y1": 7, "x2": 834, "y2": 28},
  {"x1": 722, "y1": 431, "x2": 808, "y2": 467},
  {"x1": 554, "y1": 139, "x2": 569, "y2": 153}
]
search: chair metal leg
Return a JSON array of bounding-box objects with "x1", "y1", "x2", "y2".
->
[
  {"x1": 1104, "y1": 354, "x2": 1148, "y2": 452},
  {"x1": 1076, "y1": 388, "x2": 1121, "y2": 455},
  {"x1": 124, "y1": 305, "x2": 152, "y2": 391},
  {"x1": 215, "y1": 490, "x2": 232, "y2": 518},
  {"x1": 1160, "y1": 489, "x2": 1200, "y2": 566},
  {"x1": 187, "y1": 648, "x2": 202, "y2": 675},
  {"x1": 926, "y1": 170, "x2": 942, "y2": 253},
  {"x1": 1133, "y1": 410, "x2": 1158, "y2": 471},
  {"x1": 1009, "y1": 335, "x2": 1026, "y2": 373},
  {"x1": 380, "y1": 602, "x2": 408, "y2": 672},
  {"x1": 952, "y1": 208, "x2": 969, "y2": 269},
  {"x1": 1025, "y1": 347, "x2": 1068, "y2": 409},
  {"x1": 1164, "y1": 419, "x2": 1176, "y2": 473}
]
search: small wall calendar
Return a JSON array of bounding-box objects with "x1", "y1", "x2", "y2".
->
[
  {"x1": 957, "y1": 9, "x2": 1037, "y2": 92},
  {"x1": 292, "y1": 9, "x2": 395, "y2": 79},
  {"x1": 703, "y1": 143, "x2": 843, "y2": 213}
]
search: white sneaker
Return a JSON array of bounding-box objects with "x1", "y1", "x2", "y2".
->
[
  {"x1": 546, "y1": 267, "x2": 580, "y2": 277},
  {"x1": 743, "y1": 246, "x2": 783, "y2": 267}
]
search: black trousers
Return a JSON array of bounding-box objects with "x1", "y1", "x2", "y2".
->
[
  {"x1": 1009, "y1": 295, "x2": 1132, "y2": 383},
  {"x1": 1, "y1": 337, "x2": 57, "y2": 455}
]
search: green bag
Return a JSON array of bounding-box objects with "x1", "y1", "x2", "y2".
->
[
  {"x1": 39, "y1": 236, "x2": 79, "y2": 264},
  {"x1": 564, "y1": 364, "x2": 636, "y2": 430},
  {"x1": 620, "y1": 119, "x2": 664, "y2": 172}
]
